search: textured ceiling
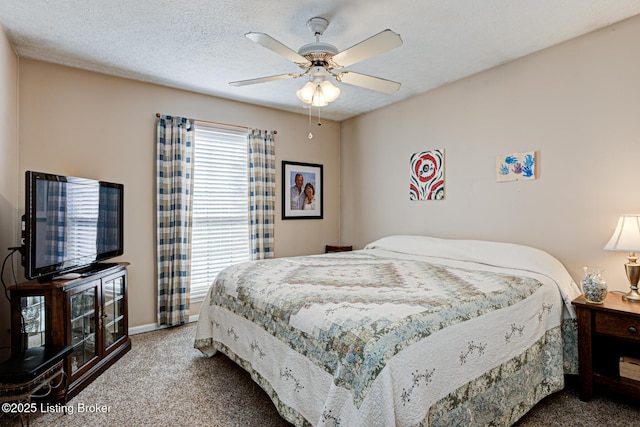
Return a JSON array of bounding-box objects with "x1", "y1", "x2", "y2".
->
[{"x1": 0, "y1": 1, "x2": 639, "y2": 122}]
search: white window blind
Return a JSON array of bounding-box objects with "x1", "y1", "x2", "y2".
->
[
  {"x1": 65, "y1": 182, "x2": 99, "y2": 263},
  {"x1": 190, "y1": 123, "x2": 250, "y2": 302}
]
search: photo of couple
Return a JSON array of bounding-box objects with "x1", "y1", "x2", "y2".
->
[
  {"x1": 282, "y1": 161, "x2": 323, "y2": 219},
  {"x1": 290, "y1": 172, "x2": 317, "y2": 211}
]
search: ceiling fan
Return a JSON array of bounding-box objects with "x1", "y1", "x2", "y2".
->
[{"x1": 229, "y1": 17, "x2": 403, "y2": 106}]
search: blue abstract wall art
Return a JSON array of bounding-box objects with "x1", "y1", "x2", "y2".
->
[{"x1": 496, "y1": 151, "x2": 536, "y2": 182}]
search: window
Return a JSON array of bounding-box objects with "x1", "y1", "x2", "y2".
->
[
  {"x1": 190, "y1": 123, "x2": 250, "y2": 302},
  {"x1": 65, "y1": 182, "x2": 101, "y2": 263}
]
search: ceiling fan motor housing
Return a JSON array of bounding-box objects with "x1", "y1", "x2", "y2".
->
[{"x1": 298, "y1": 43, "x2": 338, "y2": 59}]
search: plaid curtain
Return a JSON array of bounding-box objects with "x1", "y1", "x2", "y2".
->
[
  {"x1": 44, "y1": 180, "x2": 67, "y2": 265},
  {"x1": 97, "y1": 185, "x2": 120, "y2": 253},
  {"x1": 156, "y1": 115, "x2": 195, "y2": 326},
  {"x1": 248, "y1": 129, "x2": 275, "y2": 260}
]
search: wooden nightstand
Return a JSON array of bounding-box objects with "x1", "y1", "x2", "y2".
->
[
  {"x1": 572, "y1": 293, "x2": 640, "y2": 401},
  {"x1": 325, "y1": 245, "x2": 353, "y2": 253}
]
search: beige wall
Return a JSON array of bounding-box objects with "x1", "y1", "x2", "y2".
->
[
  {"x1": 15, "y1": 60, "x2": 340, "y2": 329},
  {"x1": 0, "y1": 25, "x2": 18, "y2": 356},
  {"x1": 341, "y1": 15, "x2": 640, "y2": 293},
  {"x1": 6, "y1": 13, "x2": 640, "y2": 336}
]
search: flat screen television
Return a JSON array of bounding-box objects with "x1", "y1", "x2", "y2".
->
[{"x1": 23, "y1": 171, "x2": 124, "y2": 281}]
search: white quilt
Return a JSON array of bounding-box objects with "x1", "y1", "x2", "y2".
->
[{"x1": 195, "y1": 235, "x2": 581, "y2": 426}]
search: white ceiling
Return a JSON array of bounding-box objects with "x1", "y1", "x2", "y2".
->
[{"x1": 0, "y1": 1, "x2": 639, "y2": 122}]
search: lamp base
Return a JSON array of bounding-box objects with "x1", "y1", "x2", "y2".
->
[
  {"x1": 623, "y1": 260, "x2": 640, "y2": 302},
  {"x1": 622, "y1": 288, "x2": 640, "y2": 302}
]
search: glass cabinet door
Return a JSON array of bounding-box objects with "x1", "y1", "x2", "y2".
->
[
  {"x1": 19, "y1": 295, "x2": 46, "y2": 349},
  {"x1": 70, "y1": 285, "x2": 97, "y2": 374},
  {"x1": 103, "y1": 275, "x2": 125, "y2": 350}
]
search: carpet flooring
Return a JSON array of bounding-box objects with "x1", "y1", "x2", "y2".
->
[{"x1": 10, "y1": 323, "x2": 639, "y2": 426}]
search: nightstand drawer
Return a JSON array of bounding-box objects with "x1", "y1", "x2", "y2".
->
[{"x1": 594, "y1": 312, "x2": 640, "y2": 342}]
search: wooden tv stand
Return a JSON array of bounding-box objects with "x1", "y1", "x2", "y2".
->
[{"x1": 9, "y1": 262, "x2": 131, "y2": 399}]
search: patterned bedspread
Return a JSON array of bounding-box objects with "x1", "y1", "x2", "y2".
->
[{"x1": 195, "y1": 235, "x2": 580, "y2": 426}]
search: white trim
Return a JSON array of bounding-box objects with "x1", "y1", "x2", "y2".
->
[{"x1": 128, "y1": 314, "x2": 199, "y2": 335}]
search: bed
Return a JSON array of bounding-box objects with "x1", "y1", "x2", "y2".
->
[{"x1": 194, "y1": 235, "x2": 581, "y2": 426}]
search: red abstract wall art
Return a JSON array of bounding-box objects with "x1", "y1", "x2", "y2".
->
[{"x1": 410, "y1": 149, "x2": 445, "y2": 200}]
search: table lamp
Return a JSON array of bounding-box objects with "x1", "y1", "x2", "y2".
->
[{"x1": 604, "y1": 214, "x2": 640, "y2": 302}]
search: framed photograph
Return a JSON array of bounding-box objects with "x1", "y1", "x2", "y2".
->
[{"x1": 282, "y1": 161, "x2": 323, "y2": 220}]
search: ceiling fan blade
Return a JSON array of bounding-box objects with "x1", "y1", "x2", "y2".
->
[
  {"x1": 336, "y1": 71, "x2": 401, "y2": 94},
  {"x1": 229, "y1": 73, "x2": 300, "y2": 87},
  {"x1": 246, "y1": 32, "x2": 310, "y2": 67},
  {"x1": 332, "y1": 30, "x2": 402, "y2": 68}
]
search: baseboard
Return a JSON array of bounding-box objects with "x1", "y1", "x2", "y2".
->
[{"x1": 128, "y1": 313, "x2": 199, "y2": 335}]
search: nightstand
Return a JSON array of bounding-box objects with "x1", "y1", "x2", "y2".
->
[
  {"x1": 325, "y1": 245, "x2": 353, "y2": 253},
  {"x1": 572, "y1": 293, "x2": 640, "y2": 401}
]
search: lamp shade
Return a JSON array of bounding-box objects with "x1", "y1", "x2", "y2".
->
[
  {"x1": 296, "y1": 82, "x2": 316, "y2": 104},
  {"x1": 296, "y1": 79, "x2": 340, "y2": 107},
  {"x1": 320, "y1": 81, "x2": 340, "y2": 103},
  {"x1": 311, "y1": 85, "x2": 327, "y2": 107},
  {"x1": 604, "y1": 214, "x2": 640, "y2": 252}
]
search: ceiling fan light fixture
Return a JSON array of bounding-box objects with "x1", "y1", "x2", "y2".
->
[{"x1": 296, "y1": 79, "x2": 339, "y2": 107}]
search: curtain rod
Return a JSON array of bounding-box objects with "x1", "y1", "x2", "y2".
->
[{"x1": 155, "y1": 113, "x2": 277, "y2": 134}]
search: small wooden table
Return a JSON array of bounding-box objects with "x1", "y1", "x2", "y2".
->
[
  {"x1": 325, "y1": 245, "x2": 353, "y2": 253},
  {"x1": 572, "y1": 293, "x2": 640, "y2": 401},
  {"x1": 0, "y1": 345, "x2": 73, "y2": 426}
]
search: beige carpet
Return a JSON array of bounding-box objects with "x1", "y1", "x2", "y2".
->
[{"x1": 13, "y1": 323, "x2": 639, "y2": 427}]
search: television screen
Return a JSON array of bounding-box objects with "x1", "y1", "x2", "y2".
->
[{"x1": 24, "y1": 171, "x2": 124, "y2": 280}]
